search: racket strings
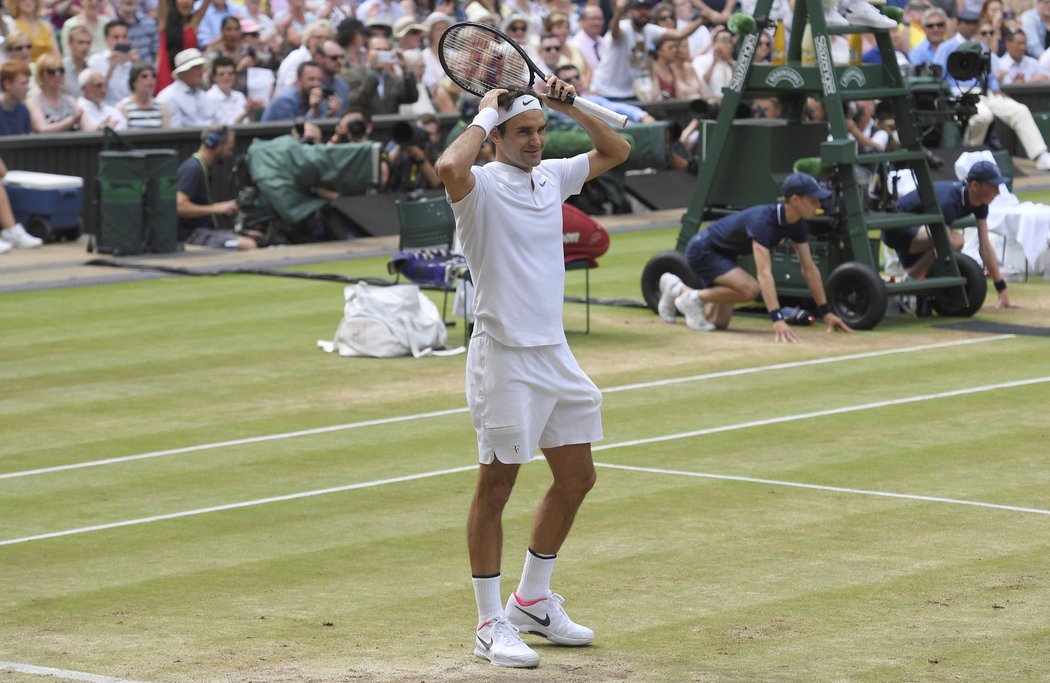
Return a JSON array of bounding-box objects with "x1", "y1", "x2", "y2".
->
[{"x1": 441, "y1": 26, "x2": 531, "y2": 93}]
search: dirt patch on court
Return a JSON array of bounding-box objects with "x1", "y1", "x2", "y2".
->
[{"x1": 221, "y1": 652, "x2": 639, "y2": 683}]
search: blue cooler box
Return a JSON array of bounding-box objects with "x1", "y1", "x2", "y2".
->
[{"x1": 3, "y1": 170, "x2": 85, "y2": 242}]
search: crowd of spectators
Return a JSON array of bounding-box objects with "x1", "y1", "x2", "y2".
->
[{"x1": 1, "y1": 0, "x2": 1050, "y2": 253}]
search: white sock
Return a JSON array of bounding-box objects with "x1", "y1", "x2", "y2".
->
[
  {"x1": 670, "y1": 281, "x2": 684, "y2": 297},
  {"x1": 472, "y1": 574, "x2": 503, "y2": 625},
  {"x1": 515, "y1": 549, "x2": 556, "y2": 602},
  {"x1": 689, "y1": 290, "x2": 702, "y2": 304}
]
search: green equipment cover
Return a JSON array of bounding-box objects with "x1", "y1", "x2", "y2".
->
[{"x1": 246, "y1": 136, "x2": 380, "y2": 224}]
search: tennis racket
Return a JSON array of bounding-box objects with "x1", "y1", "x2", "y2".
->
[{"x1": 438, "y1": 22, "x2": 629, "y2": 129}]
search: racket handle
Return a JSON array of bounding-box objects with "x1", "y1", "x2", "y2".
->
[{"x1": 563, "y1": 94, "x2": 629, "y2": 129}]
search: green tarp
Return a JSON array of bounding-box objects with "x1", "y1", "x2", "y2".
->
[{"x1": 246, "y1": 136, "x2": 379, "y2": 223}]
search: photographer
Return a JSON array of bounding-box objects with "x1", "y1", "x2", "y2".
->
[
  {"x1": 922, "y1": 15, "x2": 1050, "y2": 170},
  {"x1": 261, "y1": 60, "x2": 339, "y2": 122},
  {"x1": 383, "y1": 113, "x2": 440, "y2": 193},
  {"x1": 177, "y1": 125, "x2": 258, "y2": 250},
  {"x1": 345, "y1": 33, "x2": 419, "y2": 116}
]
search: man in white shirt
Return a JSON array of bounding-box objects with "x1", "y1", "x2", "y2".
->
[
  {"x1": 568, "y1": 5, "x2": 605, "y2": 73},
  {"x1": 591, "y1": 0, "x2": 707, "y2": 100},
  {"x1": 205, "y1": 56, "x2": 261, "y2": 124},
  {"x1": 76, "y1": 69, "x2": 128, "y2": 131},
  {"x1": 435, "y1": 79, "x2": 629, "y2": 669},
  {"x1": 998, "y1": 29, "x2": 1049, "y2": 83},
  {"x1": 87, "y1": 19, "x2": 135, "y2": 106},
  {"x1": 156, "y1": 49, "x2": 218, "y2": 128}
]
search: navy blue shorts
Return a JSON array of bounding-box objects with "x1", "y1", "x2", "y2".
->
[
  {"x1": 881, "y1": 226, "x2": 922, "y2": 268},
  {"x1": 685, "y1": 233, "x2": 739, "y2": 288}
]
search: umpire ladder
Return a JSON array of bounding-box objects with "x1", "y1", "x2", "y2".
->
[{"x1": 676, "y1": 0, "x2": 973, "y2": 322}]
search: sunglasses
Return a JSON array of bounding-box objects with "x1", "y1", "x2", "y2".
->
[
  {"x1": 924, "y1": 21, "x2": 945, "y2": 28},
  {"x1": 654, "y1": 14, "x2": 672, "y2": 20},
  {"x1": 979, "y1": 29, "x2": 995, "y2": 35},
  {"x1": 45, "y1": 67, "x2": 65, "y2": 75},
  {"x1": 542, "y1": 45, "x2": 560, "y2": 51},
  {"x1": 10, "y1": 44, "x2": 31, "y2": 51},
  {"x1": 508, "y1": 24, "x2": 526, "y2": 32}
]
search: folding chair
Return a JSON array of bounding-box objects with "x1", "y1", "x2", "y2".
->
[{"x1": 393, "y1": 196, "x2": 470, "y2": 339}]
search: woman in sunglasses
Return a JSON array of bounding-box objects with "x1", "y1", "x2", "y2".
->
[
  {"x1": 26, "y1": 52, "x2": 82, "y2": 133},
  {"x1": 4, "y1": 0, "x2": 59, "y2": 62}
]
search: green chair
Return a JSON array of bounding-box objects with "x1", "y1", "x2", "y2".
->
[{"x1": 393, "y1": 196, "x2": 467, "y2": 337}]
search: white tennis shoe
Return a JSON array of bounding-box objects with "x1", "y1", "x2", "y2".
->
[
  {"x1": 474, "y1": 615, "x2": 540, "y2": 668},
  {"x1": 658, "y1": 272, "x2": 682, "y2": 323},
  {"x1": 845, "y1": 1, "x2": 897, "y2": 28},
  {"x1": 674, "y1": 292, "x2": 715, "y2": 332},
  {"x1": 1, "y1": 224, "x2": 43, "y2": 249},
  {"x1": 505, "y1": 591, "x2": 594, "y2": 646},
  {"x1": 825, "y1": 7, "x2": 849, "y2": 26}
]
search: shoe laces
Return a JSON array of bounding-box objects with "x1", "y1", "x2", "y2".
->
[
  {"x1": 488, "y1": 616, "x2": 525, "y2": 645},
  {"x1": 547, "y1": 592, "x2": 568, "y2": 618}
]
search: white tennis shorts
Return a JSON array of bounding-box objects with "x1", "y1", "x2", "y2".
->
[{"x1": 466, "y1": 332, "x2": 603, "y2": 464}]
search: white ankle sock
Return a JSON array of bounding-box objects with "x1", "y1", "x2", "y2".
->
[
  {"x1": 670, "y1": 282, "x2": 684, "y2": 297},
  {"x1": 472, "y1": 574, "x2": 503, "y2": 624},
  {"x1": 515, "y1": 549, "x2": 556, "y2": 601}
]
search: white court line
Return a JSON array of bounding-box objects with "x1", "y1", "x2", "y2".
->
[
  {"x1": 592, "y1": 462, "x2": 1050, "y2": 517},
  {"x1": 593, "y1": 375, "x2": 1050, "y2": 453},
  {"x1": 1, "y1": 374, "x2": 1046, "y2": 548},
  {"x1": 0, "y1": 465, "x2": 478, "y2": 547},
  {"x1": 0, "y1": 661, "x2": 148, "y2": 683},
  {"x1": 0, "y1": 335, "x2": 1014, "y2": 482}
]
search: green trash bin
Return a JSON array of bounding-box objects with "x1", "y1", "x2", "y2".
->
[
  {"x1": 142, "y1": 149, "x2": 178, "y2": 253},
  {"x1": 97, "y1": 151, "x2": 146, "y2": 255}
]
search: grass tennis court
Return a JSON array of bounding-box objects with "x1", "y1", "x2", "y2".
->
[{"x1": 2, "y1": 223, "x2": 1049, "y2": 683}]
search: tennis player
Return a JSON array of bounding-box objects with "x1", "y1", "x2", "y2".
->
[{"x1": 435, "y1": 77, "x2": 630, "y2": 668}]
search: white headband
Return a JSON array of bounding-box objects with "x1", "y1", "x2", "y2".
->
[{"x1": 496, "y1": 94, "x2": 543, "y2": 125}]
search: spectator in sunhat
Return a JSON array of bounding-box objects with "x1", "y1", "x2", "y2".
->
[{"x1": 156, "y1": 47, "x2": 218, "y2": 127}]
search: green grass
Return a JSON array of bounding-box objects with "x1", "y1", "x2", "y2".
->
[{"x1": 2, "y1": 225, "x2": 1050, "y2": 682}]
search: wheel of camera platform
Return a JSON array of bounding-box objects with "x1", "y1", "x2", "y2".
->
[
  {"x1": 26, "y1": 215, "x2": 54, "y2": 243},
  {"x1": 932, "y1": 253, "x2": 987, "y2": 317},
  {"x1": 826, "y1": 261, "x2": 887, "y2": 330},
  {"x1": 641, "y1": 250, "x2": 701, "y2": 314}
]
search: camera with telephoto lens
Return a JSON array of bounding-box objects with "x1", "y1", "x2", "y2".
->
[{"x1": 392, "y1": 121, "x2": 430, "y2": 148}]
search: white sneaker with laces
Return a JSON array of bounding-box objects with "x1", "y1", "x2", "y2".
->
[
  {"x1": 474, "y1": 615, "x2": 540, "y2": 668},
  {"x1": 1034, "y1": 152, "x2": 1050, "y2": 171},
  {"x1": 674, "y1": 292, "x2": 715, "y2": 332},
  {"x1": 845, "y1": 1, "x2": 897, "y2": 28},
  {"x1": 505, "y1": 591, "x2": 594, "y2": 646},
  {"x1": 0, "y1": 238, "x2": 11, "y2": 254},
  {"x1": 1, "y1": 224, "x2": 43, "y2": 249},
  {"x1": 824, "y1": 7, "x2": 849, "y2": 26},
  {"x1": 657, "y1": 272, "x2": 683, "y2": 323}
]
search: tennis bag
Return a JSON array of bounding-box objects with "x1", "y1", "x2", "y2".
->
[{"x1": 317, "y1": 282, "x2": 461, "y2": 358}]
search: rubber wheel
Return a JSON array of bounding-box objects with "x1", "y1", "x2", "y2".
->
[
  {"x1": 641, "y1": 250, "x2": 701, "y2": 314},
  {"x1": 26, "y1": 215, "x2": 54, "y2": 243},
  {"x1": 826, "y1": 261, "x2": 887, "y2": 330},
  {"x1": 932, "y1": 253, "x2": 987, "y2": 317}
]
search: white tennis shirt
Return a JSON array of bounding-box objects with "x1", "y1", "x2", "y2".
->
[{"x1": 451, "y1": 154, "x2": 590, "y2": 347}]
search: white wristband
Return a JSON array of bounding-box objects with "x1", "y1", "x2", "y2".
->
[{"x1": 469, "y1": 108, "x2": 499, "y2": 136}]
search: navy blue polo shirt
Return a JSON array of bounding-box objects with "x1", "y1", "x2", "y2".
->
[
  {"x1": 897, "y1": 180, "x2": 988, "y2": 225},
  {"x1": 702, "y1": 203, "x2": 809, "y2": 258}
]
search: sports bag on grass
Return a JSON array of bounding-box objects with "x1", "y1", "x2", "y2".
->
[{"x1": 317, "y1": 282, "x2": 463, "y2": 358}]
